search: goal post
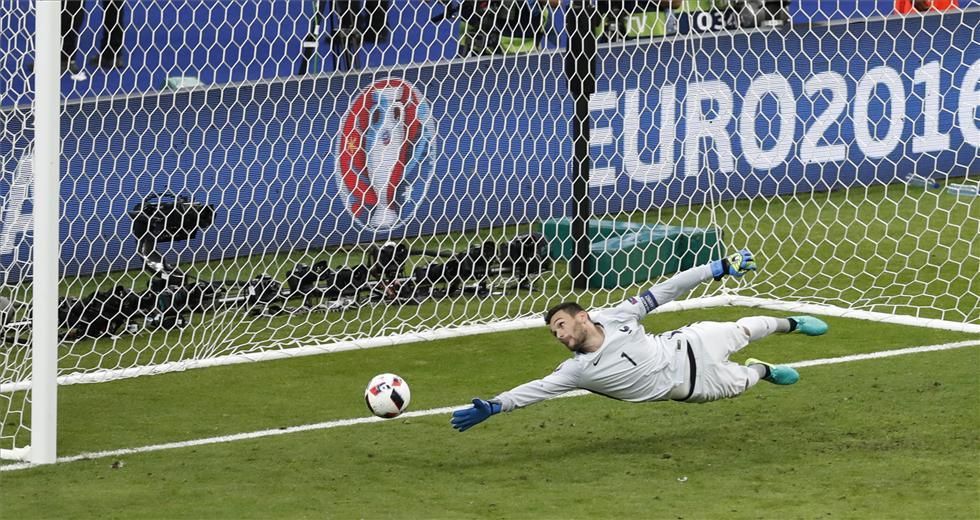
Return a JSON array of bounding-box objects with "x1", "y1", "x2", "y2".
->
[
  {"x1": 28, "y1": 0, "x2": 61, "y2": 466},
  {"x1": 2, "y1": 1, "x2": 978, "y2": 464}
]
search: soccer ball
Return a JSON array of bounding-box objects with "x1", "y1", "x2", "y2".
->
[{"x1": 364, "y1": 373, "x2": 411, "y2": 418}]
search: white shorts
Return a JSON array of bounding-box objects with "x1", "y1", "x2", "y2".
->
[{"x1": 673, "y1": 321, "x2": 755, "y2": 403}]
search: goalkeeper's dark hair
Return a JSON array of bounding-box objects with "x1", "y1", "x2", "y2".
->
[{"x1": 544, "y1": 302, "x2": 586, "y2": 324}]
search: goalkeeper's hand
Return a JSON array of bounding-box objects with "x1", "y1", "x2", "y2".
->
[
  {"x1": 711, "y1": 249, "x2": 757, "y2": 280},
  {"x1": 451, "y1": 398, "x2": 501, "y2": 432}
]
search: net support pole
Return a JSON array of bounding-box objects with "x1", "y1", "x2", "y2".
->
[
  {"x1": 565, "y1": 0, "x2": 597, "y2": 290},
  {"x1": 31, "y1": 0, "x2": 62, "y2": 465}
]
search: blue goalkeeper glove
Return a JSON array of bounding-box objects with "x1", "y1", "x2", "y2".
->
[
  {"x1": 711, "y1": 249, "x2": 757, "y2": 280},
  {"x1": 451, "y1": 398, "x2": 502, "y2": 432}
]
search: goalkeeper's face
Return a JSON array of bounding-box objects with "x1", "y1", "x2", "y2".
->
[{"x1": 547, "y1": 310, "x2": 593, "y2": 354}]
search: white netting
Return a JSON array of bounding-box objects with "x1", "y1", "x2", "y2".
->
[
  {"x1": 2, "y1": 0, "x2": 978, "y2": 458},
  {"x1": 1, "y1": 0, "x2": 37, "y2": 457}
]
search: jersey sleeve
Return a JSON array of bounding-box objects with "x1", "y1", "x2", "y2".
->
[
  {"x1": 492, "y1": 361, "x2": 580, "y2": 412},
  {"x1": 604, "y1": 263, "x2": 715, "y2": 321}
]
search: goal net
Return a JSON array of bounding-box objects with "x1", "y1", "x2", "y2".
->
[{"x1": 2, "y1": 0, "x2": 978, "y2": 462}]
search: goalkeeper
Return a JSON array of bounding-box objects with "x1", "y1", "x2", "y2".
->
[{"x1": 451, "y1": 250, "x2": 829, "y2": 432}]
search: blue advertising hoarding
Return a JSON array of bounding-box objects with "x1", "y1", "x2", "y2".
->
[
  {"x1": 1, "y1": 11, "x2": 977, "y2": 281},
  {"x1": 589, "y1": 11, "x2": 978, "y2": 214},
  {"x1": 0, "y1": 0, "x2": 468, "y2": 107}
]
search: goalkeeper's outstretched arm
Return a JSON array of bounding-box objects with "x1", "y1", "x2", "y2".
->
[
  {"x1": 450, "y1": 362, "x2": 579, "y2": 432},
  {"x1": 615, "y1": 249, "x2": 757, "y2": 318}
]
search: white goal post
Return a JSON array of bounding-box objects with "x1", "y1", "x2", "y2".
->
[{"x1": 2, "y1": 1, "x2": 978, "y2": 464}]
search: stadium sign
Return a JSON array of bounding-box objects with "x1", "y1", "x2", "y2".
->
[
  {"x1": 336, "y1": 79, "x2": 437, "y2": 231},
  {"x1": 588, "y1": 59, "x2": 980, "y2": 186},
  {"x1": 0, "y1": 151, "x2": 33, "y2": 269},
  {"x1": 1, "y1": 10, "x2": 975, "y2": 280}
]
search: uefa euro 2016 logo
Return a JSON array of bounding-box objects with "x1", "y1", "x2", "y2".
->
[{"x1": 337, "y1": 79, "x2": 436, "y2": 230}]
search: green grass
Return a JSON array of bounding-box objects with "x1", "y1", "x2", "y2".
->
[
  {"x1": 1, "y1": 182, "x2": 976, "y2": 385},
  {"x1": 1, "y1": 182, "x2": 978, "y2": 451},
  {"x1": 2, "y1": 308, "x2": 979, "y2": 519},
  {"x1": 2, "y1": 182, "x2": 978, "y2": 517}
]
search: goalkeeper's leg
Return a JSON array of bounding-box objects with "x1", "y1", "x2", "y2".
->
[
  {"x1": 678, "y1": 317, "x2": 828, "y2": 401},
  {"x1": 735, "y1": 315, "x2": 828, "y2": 386},
  {"x1": 735, "y1": 315, "x2": 828, "y2": 341}
]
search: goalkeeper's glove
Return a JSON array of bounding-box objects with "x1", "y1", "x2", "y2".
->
[
  {"x1": 711, "y1": 249, "x2": 757, "y2": 280},
  {"x1": 451, "y1": 398, "x2": 502, "y2": 432}
]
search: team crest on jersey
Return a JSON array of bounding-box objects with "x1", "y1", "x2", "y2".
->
[{"x1": 336, "y1": 79, "x2": 437, "y2": 230}]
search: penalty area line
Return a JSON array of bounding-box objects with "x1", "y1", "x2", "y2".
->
[{"x1": 3, "y1": 338, "x2": 978, "y2": 472}]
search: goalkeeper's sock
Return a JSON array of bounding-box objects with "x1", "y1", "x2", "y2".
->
[
  {"x1": 749, "y1": 363, "x2": 770, "y2": 380},
  {"x1": 745, "y1": 358, "x2": 799, "y2": 385},
  {"x1": 787, "y1": 317, "x2": 798, "y2": 333},
  {"x1": 736, "y1": 316, "x2": 792, "y2": 341}
]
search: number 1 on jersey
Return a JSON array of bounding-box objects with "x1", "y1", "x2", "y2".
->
[{"x1": 620, "y1": 352, "x2": 637, "y2": 367}]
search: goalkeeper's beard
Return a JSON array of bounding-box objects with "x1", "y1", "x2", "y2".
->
[
  {"x1": 564, "y1": 331, "x2": 589, "y2": 354},
  {"x1": 557, "y1": 336, "x2": 578, "y2": 352}
]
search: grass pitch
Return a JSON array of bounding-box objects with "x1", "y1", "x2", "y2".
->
[
  {"x1": 3, "y1": 308, "x2": 978, "y2": 519},
  {"x1": 1, "y1": 181, "x2": 978, "y2": 517},
  {"x1": 1, "y1": 182, "x2": 976, "y2": 385}
]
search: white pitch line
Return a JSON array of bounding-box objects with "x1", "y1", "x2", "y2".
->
[
  {"x1": 3, "y1": 339, "x2": 979, "y2": 472},
  {"x1": 787, "y1": 339, "x2": 980, "y2": 368}
]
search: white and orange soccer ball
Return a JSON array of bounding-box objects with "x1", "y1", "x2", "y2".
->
[{"x1": 364, "y1": 373, "x2": 411, "y2": 418}]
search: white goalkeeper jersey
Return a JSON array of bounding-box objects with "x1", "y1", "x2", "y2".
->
[{"x1": 493, "y1": 264, "x2": 714, "y2": 412}]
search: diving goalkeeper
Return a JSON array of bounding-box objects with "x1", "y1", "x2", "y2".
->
[{"x1": 450, "y1": 250, "x2": 828, "y2": 432}]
